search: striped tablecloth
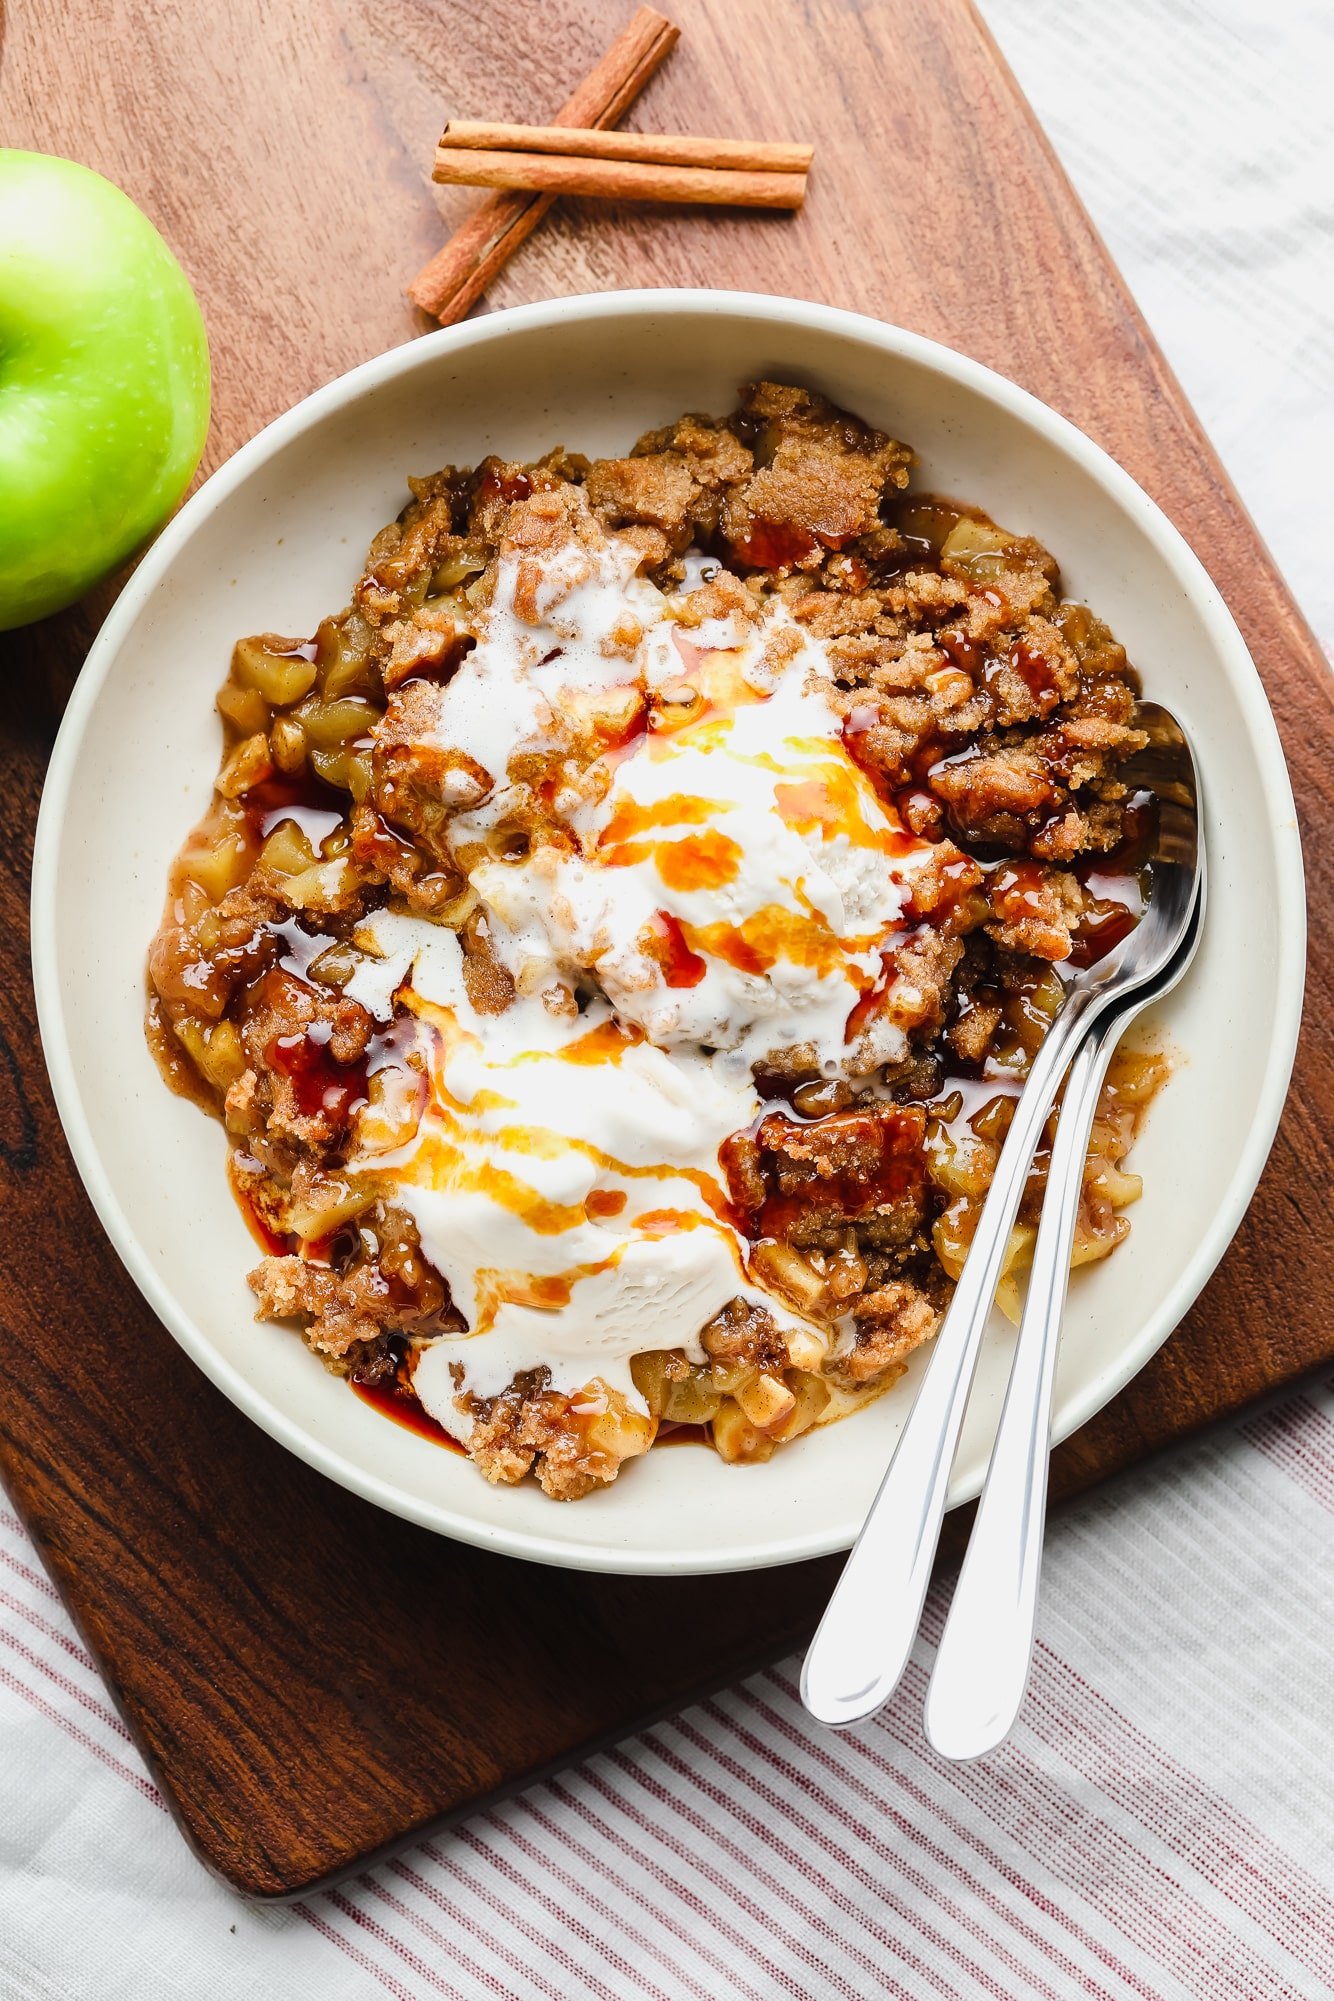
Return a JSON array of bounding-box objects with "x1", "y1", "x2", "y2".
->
[{"x1": 3, "y1": 1, "x2": 1330, "y2": 1993}]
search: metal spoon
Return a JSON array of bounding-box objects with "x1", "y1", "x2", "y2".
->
[
  {"x1": 801, "y1": 704, "x2": 1202, "y2": 1731},
  {"x1": 924, "y1": 878, "x2": 1204, "y2": 1759}
]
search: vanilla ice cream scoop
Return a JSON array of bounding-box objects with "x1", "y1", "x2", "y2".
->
[
  {"x1": 350, "y1": 912, "x2": 812, "y2": 1437},
  {"x1": 471, "y1": 607, "x2": 934, "y2": 1072}
]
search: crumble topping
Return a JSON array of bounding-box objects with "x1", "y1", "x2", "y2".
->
[{"x1": 146, "y1": 380, "x2": 1167, "y2": 1500}]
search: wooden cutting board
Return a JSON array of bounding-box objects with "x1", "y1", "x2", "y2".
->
[{"x1": 0, "y1": 0, "x2": 1329, "y2": 1900}]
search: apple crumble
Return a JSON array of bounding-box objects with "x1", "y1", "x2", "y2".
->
[{"x1": 147, "y1": 380, "x2": 1166, "y2": 1500}]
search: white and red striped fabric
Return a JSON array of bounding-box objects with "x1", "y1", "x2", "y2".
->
[
  {"x1": 6, "y1": 1376, "x2": 1334, "y2": 1999},
  {"x1": 3, "y1": 1, "x2": 1331, "y2": 1994}
]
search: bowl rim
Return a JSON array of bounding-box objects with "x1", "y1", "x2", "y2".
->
[{"x1": 30, "y1": 286, "x2": 1307, "y2": 1575}]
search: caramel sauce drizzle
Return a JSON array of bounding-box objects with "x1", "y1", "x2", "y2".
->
[
  {"x1": 590, "y1": 640, "x2": 931, "y2": 988},
  {"x1": 392, "y1": 990, "x2": 751, "y2": 1334}
]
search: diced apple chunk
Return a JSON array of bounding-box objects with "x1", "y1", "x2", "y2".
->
[
  {"x1": 735, "y1": 1371, "x2": 797, "y2": 1433},
  {"x1": 233, "y1": 634, "x2": 318, "y2": 706},
  {"x1": 712, "y1": 1400, "x2": 775, "y2": 1464},
  {"x1": 217, "y1": 732, "x2": 274, "y2": 799}
]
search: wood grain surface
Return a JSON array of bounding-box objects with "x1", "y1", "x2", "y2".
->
[{"x1": 0, "y1": 0, "x2": 1328, "y2": 1899}]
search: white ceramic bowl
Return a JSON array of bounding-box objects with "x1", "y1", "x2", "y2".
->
[{"x1": 31, "y1": 290, "x2": 1304, "y2": 1575}]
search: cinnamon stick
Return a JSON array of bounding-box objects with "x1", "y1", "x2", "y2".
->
[
  {"x1": 408, "y1": 7, "x2": 679, "y2": 322},
  {"x1": 439, "y1": 121, "x2": 813, "y2": 177},
  {"x1": 432, "y1": 148, "x2": 807, "y2": 211}
]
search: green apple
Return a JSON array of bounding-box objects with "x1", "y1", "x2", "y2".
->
[{"x1": 0, "y1": 150, "x2": 210, "y2": 630}]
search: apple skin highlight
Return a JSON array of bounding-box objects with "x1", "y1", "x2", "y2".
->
[{"x1": 0, "y1": 150, "x2": 211, "y2": 630}]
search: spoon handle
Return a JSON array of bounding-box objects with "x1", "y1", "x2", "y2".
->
[
  {"x1": 923, "y1": 1017, "x2": 1120, "y2": 1760},
  {"x1": 800, "y1": 995, "x2": 1091, "y2": 1730}
]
